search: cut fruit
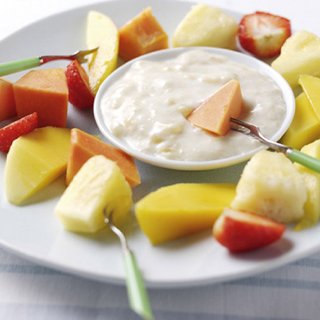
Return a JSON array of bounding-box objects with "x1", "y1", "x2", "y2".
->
[
  {"x1": 66, "y1": 128, "x2": 140, "y2": 187},
  {"x1": 213, "y1": 208, "x2": 285, "y2": 253},
  {"x1": 13, "y1": 68, "x2": 68, "y2": 127},
  {"x1": 295, "y1": 140, "x2": 320, "y2": 230},
  {"x1": 298, "y1": 74, "x2": 320, "y2": 121},
  {"x1": 280, "y1": 93, "x2": 320, "y2": 149},
  {"x1": 86, "y1": 11, "x2": 119, "y2": 94},
  {"x1": 135, "y1": 183, "x2": 236, "y2": 245},
  {"x1": 55, "y1": 155, "x2": 132, "y2": 233},
  {"x1": 0, "y1": 78, "x2": 16, "y2": 121},
  {"x1": 119, "y1": 7, "x2": 168, "y2": 61},
  {"x1": 187, "y1": 79, "x2": 243, "y2": 136},
  {"x1": 272, "y1": 31, "x2": 320, "y2": 88},
  {"x1": 0, "y1": 112, "x2": 38, "y2": 153},
  {"x1": 231, "y1": 150, "x2": 307, "y2": 224},
  {"x1": 65, "y1": 60, "x2": 94, "y2": 109},
  {"x1": 238, "y1": 11, "x2": 291, "y2": 59},
  {"x1": 4, "y1": 127, "x2": 71, "y2": 205},
  {"x1": 172, "y1": 4, "x2": 238, "y2": 49}
]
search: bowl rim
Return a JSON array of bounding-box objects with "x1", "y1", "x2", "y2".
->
[{"x1": 94, "y1": 47, "x2": 295, "y2": 171}]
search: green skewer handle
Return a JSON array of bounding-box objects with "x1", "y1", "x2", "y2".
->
[
  {"x1": 123, "y1": 249, "x2": 154, "y2": 320},
  {"x1": 0, "y1": 57, "x2": 41, "y2": 76},
  {"x1": 287, "y1": 149, "x2": 320, "y2": 173}
]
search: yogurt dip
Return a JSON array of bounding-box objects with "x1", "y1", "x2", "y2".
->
[{"x1": 100, "y1": 50, "x2": 287, "y2": 162}]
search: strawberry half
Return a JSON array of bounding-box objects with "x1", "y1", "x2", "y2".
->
[
  {"x1": 65, "y1": 60, "x2": 95, "y2": 109},
  {"x1": 213, "y1": 208, "x2": 285, "y2": 253},
  {"x1": 0, "y1": 112, "x2": 38, "y2": 153},
  {"x1": 238, "y1": 11, "x2": 291, "y2": 59}
]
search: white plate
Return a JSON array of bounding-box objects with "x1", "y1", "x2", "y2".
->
[
  {"x1": 94, "y1": 47, "x2": 295, "y2": 170},
  {"x1": 0, "y1": 0, "x2": 319, "y2": 288}
]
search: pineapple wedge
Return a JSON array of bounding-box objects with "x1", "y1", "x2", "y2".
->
[
  {"x1": 295, "y1": 140, "x2": 320, "y2": 230},
  {"x1": 4, "y1": 127, "x2": 71, "y2": 205},
  {"x1": 135, "y1": 183, "x2": 236, "y2": 245},
  {"x1": 272, "y1": 31, "x2": 320, "y2": 88},
  {"x1": 231, "y1": 150, "x2": 307, "y2": 224},
  {"x1": 55, "y1": 155, "x2": 132, "y2": 233},
  {"x1": 172, "y1": 4, "x2": 238, "y2": 49}
]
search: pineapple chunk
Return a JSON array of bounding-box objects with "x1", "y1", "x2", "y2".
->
[
  {"x1": 295, "y1": 140, "x2": 320, "y2": 230},
  {"x1": 55, "y1": 155, "x2": 132, "y2": 233},
  {"x1": 231, "y1": 150, "x2": 307, "y2": 223},
  {"x1": 4, "y1": 127, "x2": 71, "y2": 205},
  {"x1": 172, "y1": 4, "x2": 238, "y2": 49},
  {"x1": 272, "y1": 31, "x2": 320, "y2": 88},
  {"x1": 135, "y1": 183, "x2": 236, "y2": 245}
]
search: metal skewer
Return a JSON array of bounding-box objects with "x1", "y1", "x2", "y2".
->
[
  {"x1": 231, "y1": 117, "x2": 320, "y2": 173},
  {"x1": 0, "y1": 47, "x2": 98, "y2": 76},
  {"x1": 103, "y1": 209, "x2": 154, "y2": 320}
]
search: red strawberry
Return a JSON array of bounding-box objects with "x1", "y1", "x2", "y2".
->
[
  {"x1": 0, "y1": 112, "x2": 38, "y2": 153},
  {"x1": 238, "y1": 11, "x2": 291, "y2": 59},
  {"x1": 213, "y1": 208, "x2": 285, "y2": 253},
  {"x1": 65, "y1": 60, "x2": 95, "y2": 109}
]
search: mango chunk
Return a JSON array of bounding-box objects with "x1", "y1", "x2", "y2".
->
[
  {"x1": 295, "y1": 140, "x2": 320, "y2": 230},
  {"x1": 187, "y1": 79, "x2": 243, "y2": 136},
  {"x1": 172, "y1": 4, "x2": 238, "y2": 49},
  {"x1": 0, "y1": 78, "x2": 16, "y2": 121},
  {"x1": 119, "y1": 7, "x2": 168, "y2": 61},
  {"x1": 13, "y1": 68, "x2": 68, "y2": 127},
  {"x1": 135, "y1": 183, "x2": 236, "y2": 245},
  {"x1": 55, "y1": 155, "x2": 132, "y2": 233},
  {"x1": 299, "y1": 74, "x2": 320, "y2": 120},
  {"x1": 280, "y1": 93, "x2": 320, "y2": 149},
  {"x1": 4, "y1": 127, "x2": 71, "y2": 205},
  {"x1": 66, "y1": 128, "x2": 140, "y2": 187},
  {"x1": 272, "y1": 31, "x2": 320, "y2": 88}
]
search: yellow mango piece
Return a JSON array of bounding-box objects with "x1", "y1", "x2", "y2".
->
[
  {"x1": 86, "y1": 11, "x2": 119, "y2": 94},
  {"x1": 299, "y1": 74, "x2": 320, "y2": 120},
  {"x1": 280, "y1": 93, "x2": 320, "y2": 149},
  {"x1": 4, "y1": 127, "x2": 71, "y2": 205},
  {"x1": 295, "y1": 140, "x2": 320, "y2": 230},
  {"x1": 272, "y1": 31, "x2": 320, "y2": 88},
  {"x1": 55, "y1": 155, "x2": 132, "y2": 233},
  {"x1": 135, "y1": 183, "x2": 236, "y2": 245},
  {"x1": 172, "y1": 4, "x2": 238, "y2": 49}
]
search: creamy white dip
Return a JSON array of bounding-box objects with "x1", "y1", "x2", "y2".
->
[{"x1": 101, "y1": 50, "x2": 287, "y2": 161}]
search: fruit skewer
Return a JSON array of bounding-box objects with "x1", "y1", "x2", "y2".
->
[
  {"x1": 0, "y1": 47, "x2": 98, "y2": 76},
  {"x1": 231, "y1": 117, "x2": 320, "y2": 173}
]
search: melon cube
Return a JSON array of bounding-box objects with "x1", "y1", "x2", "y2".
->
[
  {"x1": 119, "y1": 7, "x2": 168, "y2": 61},
  {"x1": 66, "y1": 128, "x2": 140, "y2": 187},
  {"x1": 0, "y1": 78, "x2": 16, "y2": 121},
  {"x1": 187, "y1": 79, "x2": 243, "y2": 136},
  {"x1": 13, "y1": 68, "x2": 68, "y2": 127}
]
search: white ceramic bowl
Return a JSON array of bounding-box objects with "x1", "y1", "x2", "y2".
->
[{"x1": 94, "y1": 47, "x2": 295, "y2": 171}]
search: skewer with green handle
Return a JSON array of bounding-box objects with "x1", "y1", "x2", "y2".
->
[{"x1": 0, "y1": 47, "x2": 98, "y2": 76}]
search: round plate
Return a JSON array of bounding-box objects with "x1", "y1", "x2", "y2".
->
[
  {"x1": 0, "y1": 0, "x2": 319, "y2": 287},
  {"x1": 94, "y1": 47, "x2": 294, "y2": 170}
]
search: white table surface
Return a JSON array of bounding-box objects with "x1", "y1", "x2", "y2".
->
[{"x1": 1, "y1": 1, "x2": 320, "y2": 319}]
